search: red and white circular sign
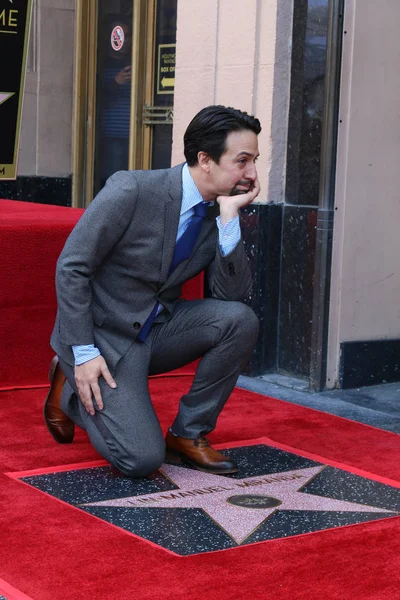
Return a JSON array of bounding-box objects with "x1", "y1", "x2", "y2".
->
[{"x1": 111, "y1": 25, "x2": 125, "y2": 51}]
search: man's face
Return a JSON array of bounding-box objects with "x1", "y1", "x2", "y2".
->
[{"x1": 208, "y1": 130, "x2": 259, "y2": 198}]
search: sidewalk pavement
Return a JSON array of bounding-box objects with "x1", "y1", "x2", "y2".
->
[{"x1": 237, "y1": 374, "x2": 400, "y2": 435}]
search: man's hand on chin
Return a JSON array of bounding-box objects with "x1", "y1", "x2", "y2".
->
[
  {"x1": 75, "y1": 355, "x2": 117, "y2": 416},
  {"x1": 216, "y1": 177, "x2": 261, "y2": 225}
]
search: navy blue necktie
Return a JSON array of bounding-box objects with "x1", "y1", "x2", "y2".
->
[
  {"x1": 168, "y1": 201, "x2": 208, "y2": 273},
  {"x1": 137, "y1": 201, "x2": 208, "y2": 342}
]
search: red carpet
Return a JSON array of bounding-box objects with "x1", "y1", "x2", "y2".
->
[
  {"x1": 1, "y1": 379, "x2": 400, "y2": 599},
  {"x1": 0, "y1": 201, "x2": 84, "y2": 389}
]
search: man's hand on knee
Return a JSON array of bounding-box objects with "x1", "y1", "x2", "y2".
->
[{"x1": 75, "y1": 356, "x2": 117, "y2": 416}]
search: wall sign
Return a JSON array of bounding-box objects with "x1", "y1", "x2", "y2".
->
[
  {"x1": 157, "y1": 43, "x2": 175, "y2": 95},
  {"x1": 0, "y1": 0, "x2": 32, "y2": 180}
]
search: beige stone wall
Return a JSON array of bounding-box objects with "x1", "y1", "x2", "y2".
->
[
  {"x1": 172, "y1": 0, "x2": 293, "y2": 204},
  {"x1": 18, "y1": 0, "x2": 75, "y2": 177},
  {"x1": 327, "y1": 0, "x2": 400, "y2": 387}
]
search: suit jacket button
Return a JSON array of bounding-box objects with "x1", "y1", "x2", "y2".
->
[{"x1": 133, "y1": 322, "x2": 141, "y2": 330}]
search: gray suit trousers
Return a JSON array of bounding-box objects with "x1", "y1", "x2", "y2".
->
[{"x1": 59, "y1": 298, "x2": 259, "y2": 477}]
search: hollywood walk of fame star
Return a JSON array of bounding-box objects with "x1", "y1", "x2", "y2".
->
[{"x1": 82, "y1": 464, "x2": 396, "y2": 544}]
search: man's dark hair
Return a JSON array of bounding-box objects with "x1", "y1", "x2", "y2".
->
[{"x1": 183, "y1": 105, "x2": 261, "y2": 166}]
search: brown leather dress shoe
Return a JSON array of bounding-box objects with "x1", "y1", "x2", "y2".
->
[
  {"x1": 165, "y1": 431, "x2": 238, "y2": 474},
  {"x1": 43, "y1": 357, "x2": 75, "y2": 444}
]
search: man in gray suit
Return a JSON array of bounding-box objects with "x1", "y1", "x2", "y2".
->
[{"x1": 44, "y1": 105, "x2": 261, "y2": 477}]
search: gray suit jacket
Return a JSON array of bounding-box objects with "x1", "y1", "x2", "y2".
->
[{"x1": 50, "y1": 163, "x2": 252, "y2": 371}]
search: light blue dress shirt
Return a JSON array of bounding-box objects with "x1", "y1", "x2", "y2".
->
[{"x1": 73, "y1": 164, "x2": 241, "y2": 365}]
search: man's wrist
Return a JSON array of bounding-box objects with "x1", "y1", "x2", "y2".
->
[
  {"x1": 218, "y1": 206, "x2": 239, "y2": 225},
  {"x1": 216, "y1": 215, "x2": 241, "y2": 256},
  {"x1": 72, "y1": 344, "x2": 101, "y2": 366}
]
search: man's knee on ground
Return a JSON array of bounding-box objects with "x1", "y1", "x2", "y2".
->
[{"x1": 111, "y1": 445, "x2": 165, "y2": 478}]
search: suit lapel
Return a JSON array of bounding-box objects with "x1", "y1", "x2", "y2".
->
[{"x1": 160, "y1": 164, "x2": 184, "y2": 283}]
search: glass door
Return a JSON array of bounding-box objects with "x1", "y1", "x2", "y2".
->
[
  {"x1": 93, "y1": 1, "x2": 133, "y2": 193},
  {"x1": 72, "y1": 0, "x2": 177, "y2": 206}
]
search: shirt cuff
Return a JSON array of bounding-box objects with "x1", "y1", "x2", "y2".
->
[
  {"x1": 72, "y1": 344, "x2": 101, "y2": 366},
  {"x1": 216, "y1": 215, "x2": 241, "y2": 256}
]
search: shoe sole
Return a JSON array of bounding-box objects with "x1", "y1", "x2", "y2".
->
[{"x1": 165, "y1": 450, "x2": 239, "y2": 474}]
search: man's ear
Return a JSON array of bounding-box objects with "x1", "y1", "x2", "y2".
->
[{"x1": 197, "y1": 151, "x2": 211, "y2": 173}]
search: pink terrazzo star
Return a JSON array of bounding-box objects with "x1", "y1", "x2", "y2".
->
[{"x1": 83, "y1": 464, "x2": 394, "y2": 544}]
